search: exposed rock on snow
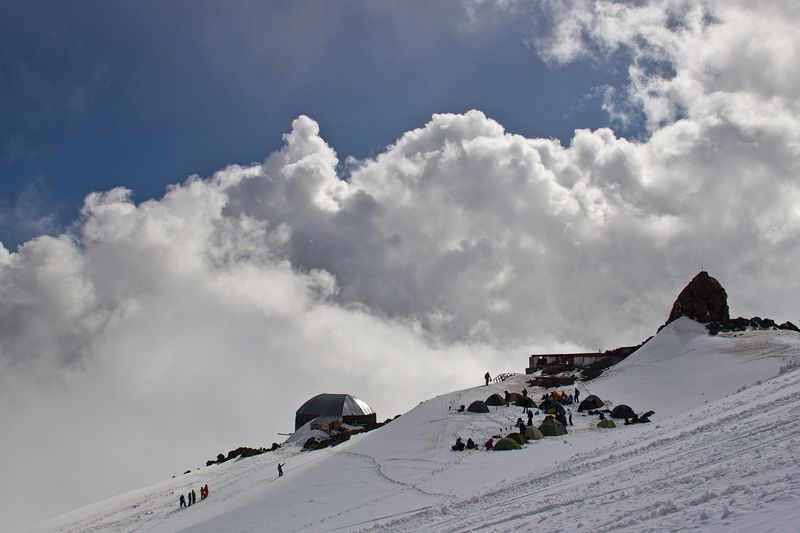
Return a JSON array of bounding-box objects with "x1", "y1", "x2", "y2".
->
[{"x1": 663, "y1": 271, "x2": 729, "y2": 328}]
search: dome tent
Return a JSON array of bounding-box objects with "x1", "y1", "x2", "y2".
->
[
  {"x1": 494, "y1": 437, "x2": 522, "y2": 451},
  {"x1": 295, "y1": 393, "x2": 376, "y2": 430},
  {"x1": 524, "y1": 426, "x2": 544, "y2": 440},
  {"x1": 515, "y1": 397, "x2": 536, "y2": 408},
  {"x1": 597, "y1": 419, "x2": 616, "y2": 429},
  {"x1": 505, "y1": 433, "x2": 528, "y2": 445},
  {"x1": 539, "y1": 418, "x2": 567, "y2": 436},
  {"x1": 610, "y1": 404, "x2": 636, "y2": 419},
  {"x1": 468, "y1": 400, "x2": 490, "y2": 413},
  {"x1": 578, "y1": 394, "x2": 604, "y2": 412},
  {"x1": 538, "y1": 399, "x2": 566, "y2": 416},
  {"x1": 485, "y1": 394, "x2": 505, "y2": 406}
]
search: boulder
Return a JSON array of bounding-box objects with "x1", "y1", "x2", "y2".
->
[
  {"x1": 780, "y1": 321, "x2": 800, "y2": 332},
  {"x1": 663, "y1": 271, "x2": 729, "y2": 328}
]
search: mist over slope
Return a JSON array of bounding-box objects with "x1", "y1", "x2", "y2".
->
[{"x1": 35, "y1": 318, "x2": 800, "y2": 533}]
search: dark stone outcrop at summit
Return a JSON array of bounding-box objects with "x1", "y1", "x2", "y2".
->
[
  {"x1": 660, "y1": 271, "x2": 799, "y2": 336},
  {"x1": 664, "y1": 271, "x2": 729, "y2": 327}
]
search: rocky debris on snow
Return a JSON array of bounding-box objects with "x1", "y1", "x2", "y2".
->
[
  {"x1": 303, "y1": 431, "x2": 351, "y2": 451},
  {"x1": 662, "y1": 271, "x2": 730, "y2": 329},
  {"x1": 706, "y1": 316, "x2": 800, "y2": 335},
  {"x1": 527, "y1": 375, "x2": 575, "y2": 388},
  {"x1": 206, "y1": 444, "x2": 282, "y2": 466},
  {"x1": 579, "y1": 343, "x2": 646, "y2": 381}
]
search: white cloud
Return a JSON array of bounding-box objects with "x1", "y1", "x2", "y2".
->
[{"x1": 3, "y1": 0, "x2": 800, "y2": 528}]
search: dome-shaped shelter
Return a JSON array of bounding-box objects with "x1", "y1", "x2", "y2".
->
[
  {"x1": 515, "y1": 397, "x2": 536, "y2": 408},
  {"x1": 538, "y1": 399, "x2": 566, "y2": 416},
  {"x1": 578, "y1": 394, "x2": 604, "y2": 412},
  {"x1": 485, "y1": 393, "x2": 505, "y2": 406},
  {"x1": 524, "y1": 426, "x2": 544, "y2": 440},
  {"x1": 539, "y1": 418, "x2": 567, "y2": 436},
  {"x1": 494, "y1": 437, "x2": 522, "y2": 451},
  {"x1": 505, "y1": 433, "x2": 528, "y2": 445},
  {"x1": 597, "y1": 419, "x2": 616, "y2": 429},
  {"x1": 610, "y1": 404, "x2": 636, "y2": 419},
  {"x1": 295, "y1": 393, "x2": 376, "y2": 430},
  {"x1": 467, "y1": 400, "x2": 490, "y2": 413}
]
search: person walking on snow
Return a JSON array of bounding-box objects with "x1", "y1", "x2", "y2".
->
[
  {"x1": 568, "y1": 409, "x2": 573, "y2": 426},
  {"x1": 527, "y1": 409, "x2": 533, "y2": 426},
  {"x1": 574, "y1": 388, "x2": 580, "y2": 403},
  {"x1": 278, "y1": 463, "x2": 285, "y2": 477},
  {"x1": 504, "y1": 390, "x2": 510, "y2": 406},
  {"x1": 179, "y1": 494, "x2": 186, "y2": 508},
  {"x1": 484, "y1": 372, "x2": 491, "y2": 386},
  {"x1": 191, "y1": 489, "x2": 196, "y2": 505}
]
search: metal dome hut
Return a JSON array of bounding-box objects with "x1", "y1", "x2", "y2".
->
[{"x1": 295, "y1": 393, "x2": 376, "y2": 430}]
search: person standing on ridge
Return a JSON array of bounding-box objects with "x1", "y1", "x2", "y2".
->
[
  {"x1": 278, "y1": 463, "x2": 285, "y2": 477},
  {"x1": 484, "y1": 372, "x2": 491, "y2": 386},
  {"x1": 574, "y1": 388, "x2": 580, "y2": 404},
  {"x1": 191, "y1": 488, "x2": 196, "y2": 505}
]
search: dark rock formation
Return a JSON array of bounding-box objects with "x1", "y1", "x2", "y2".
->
[
  {"x1": 664, "y1": 271, "x2": 729, "y2": 327},
  {"x1": 780, "y1": 321, "x2": 800, "y2": 332},
  {"x1": 707, "y1": 316, "x2": 800, "y2": 335}
]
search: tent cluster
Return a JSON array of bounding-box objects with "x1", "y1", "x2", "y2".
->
[
  {"x1": 453, "y1": 387, "x2": 571, "y2": 452},
  {"x1": 453, "y1": 387, "x2": 655, "y2": 453}
]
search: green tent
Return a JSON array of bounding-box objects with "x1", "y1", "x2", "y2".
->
[
  {"x1": 610, "y1": 404, "x2": 636, "y2": 419},
  {"x1": 524, "y1": 426, "x2": 544, "y2": 440},
  {"x1": 538, "y1": 399, "x2": 566, "y2": 416},
  {"x1": 578, "y1": 394, "x2": 604, "y2": 412},
  {"x1": 485, "y1": 394, "x2": 505, "y2": 406},
  {"x1": 515, "y1": 397, "x2": 536, "y2": 408},
  {"x1": 467, "y1": 400, "x2": 490, "y2": 413},
  {"x1": 505, "y1": 432, "x2": 528, "y2": 445},
  {"x1": 494, "y1": 437, "x2": 522, "y2": 451},
  {"x1": 539, "y1": 418, "x2": 567, "y2": 436},
  {"x1": 597, "y1": 419, "x2": 616, "y2": 429}
]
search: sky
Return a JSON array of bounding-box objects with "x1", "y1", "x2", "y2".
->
[{"x1": 2, "y1": 0, "x2": 800, "y2": 530}]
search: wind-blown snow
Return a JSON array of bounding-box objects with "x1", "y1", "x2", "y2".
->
[{"x1": 32, "y1": 318, "x2": 800, "y2": 532}]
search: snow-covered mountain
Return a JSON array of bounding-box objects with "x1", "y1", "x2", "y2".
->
[{"x1": 32, "y1": 318, "x2": 800, "y2": 532}]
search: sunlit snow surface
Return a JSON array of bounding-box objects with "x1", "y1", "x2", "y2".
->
[{"x1": 33, "y1": 318, "x2": 800, "y2": 532}]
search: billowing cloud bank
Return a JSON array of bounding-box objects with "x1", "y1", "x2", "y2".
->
[{"x1": 3, "y1": 0, "x2": 800, "y2": 528}]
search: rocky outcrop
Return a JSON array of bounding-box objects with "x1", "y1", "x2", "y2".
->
[
  {"x1": 707, "y1": 317, "x2": 800, "y2": 335},
  {"x1": 664, "y1": 271, "x2": 729, "y2": 327},
  {"x1": 661, "y1": 272, "x2": 798, "y2": 336},
  {"x1": 206, "y1": 444, "x2": 281, "y2": 466}
]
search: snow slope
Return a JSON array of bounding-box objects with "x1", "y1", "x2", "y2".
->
[{"x1": 31, "y1": 318, "x2": 800, "y2": 533}]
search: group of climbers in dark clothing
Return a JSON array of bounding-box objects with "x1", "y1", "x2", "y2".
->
[
  {"x1": 624, "y1": 410, "x2": 654, "y2": 425},
  {"x1": 452, "y1": 437, "x2": 480, "y2": 451},
  {"x1": 179, "y1": 484, "x2": 209, "y2": 509}
]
